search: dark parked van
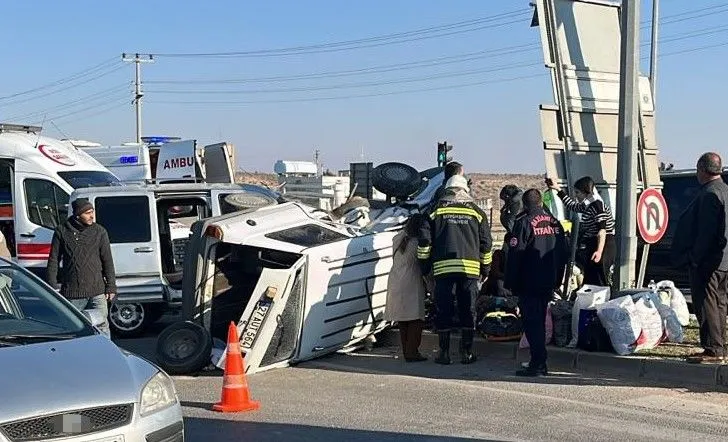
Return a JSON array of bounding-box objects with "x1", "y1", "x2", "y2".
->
[{"x1": 641, "y1": 168, "x2": 728, "y2": 301}]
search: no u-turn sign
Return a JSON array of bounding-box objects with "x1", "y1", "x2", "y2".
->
[{"x1": 637, "y1": 187, "x2": 669, "y2": 244}]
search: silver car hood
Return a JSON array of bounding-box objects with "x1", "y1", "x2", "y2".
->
[{"x1": 0, "y1": 335, "x2": 157, "y2": 424}]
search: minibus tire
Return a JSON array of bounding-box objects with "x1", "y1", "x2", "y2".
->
[{"x1": 156, "y1": 321, "x2": 212, "y2": 375}]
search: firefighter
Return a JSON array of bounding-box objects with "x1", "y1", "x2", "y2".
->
[
  {"x1": 418, "y1": 175, "x2": 493, "y2": 365},
  {"x1": 505, "y1": 189, "x2": 569, "y2": 377}
]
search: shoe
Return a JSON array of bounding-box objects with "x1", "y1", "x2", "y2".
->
[
  {"x1": 434, "y1": 331, "x2": 452, "y2": 365},
  {"x1": 405, "y1": 353, "x2": 428, "y2": 363},
  {"x1": 516, "y1": 364, "x2": 548, "y2": 377},
  {"x1": 460, "y1": 329, "x2": 477, "y2": 365}
]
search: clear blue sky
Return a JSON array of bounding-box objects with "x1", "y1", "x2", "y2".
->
[{"x1": 1, "y1": 0, "x2": 726, "y2": 174}]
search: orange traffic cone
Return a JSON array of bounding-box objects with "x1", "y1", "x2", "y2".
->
[{"x1": 212, "y1": 322, "x2": 260, "y2": 413}]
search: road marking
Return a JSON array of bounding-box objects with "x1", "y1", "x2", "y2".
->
[{"x1": 307, "y1": 360, "x2": 728, "y2": 430}]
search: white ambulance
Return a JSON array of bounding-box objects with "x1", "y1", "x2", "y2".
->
[
  {"x1": 0, "y1": 123, "x2": 120, "y2": 277},
  {"x1": 70, "y1": 137, "x2": 237, "y2": 185}
]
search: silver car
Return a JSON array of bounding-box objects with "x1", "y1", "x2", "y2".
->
[{"x1": 0, "y1": 259, "x2": 183, "y2": 441}]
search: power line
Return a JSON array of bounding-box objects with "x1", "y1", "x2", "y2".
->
[
  {"x1": 0, "y1": 64, "x2": 127, "y2": 107},
  {"x1": 145, "y1": 22, "x2": 728, "y2": 96},
  {"x1": 148, "y1": 72, "x2": 546, "y2": 105},
  {"x1": 147, "y1": 18, "x2": 728, "y2": 87},
  {"x1": 147, "y1": 37, "x2": 728, "y2": 107},
  {"x1": 28, "y1": 97, "x2": 129, "y2": 125},
  {"x1": 147, "y1": 43, "x2": 541, "y2": 85},
  {"x1": 4, "y1": 84, "x2": 130, "y2": 122},
  {"x1": 0, "y1": 57, "x2": 119, "y2": 101},
  {"x1": 153, "y1": 3, "x2": 726, "y2": 59},
  {"x1": 147, "y1": 60, "x2": 541, "y2": 95},
  {"x1": 656, "y1": 39, "x2": 728, "y2": 58},
  {"x1": 643, "y1": 3, "x2": 728, "y2": 28},
  {"x1": 154, "y1": 9, "x2": 531, "y2": 58},
  {"x1": 51, "y1": 101, "x2": 129, "y2": 126}
]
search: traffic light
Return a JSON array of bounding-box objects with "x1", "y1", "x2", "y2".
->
[{"x1": 437, "y1": 141, "x2": 453, "y2": 168}]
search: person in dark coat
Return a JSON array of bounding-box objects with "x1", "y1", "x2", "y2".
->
[
  {"x1": 499, "y1": 185, "x2": 523, "y2": 235},
  {"x1": 47, "y1": 198, "x2": 116, "y2": 336},
  {"x1": 672, "y1": 152, "x2": 728, "y2": 363},
  {"x1": 505, "y1": 189, "x2": 568, "y2": 377}
]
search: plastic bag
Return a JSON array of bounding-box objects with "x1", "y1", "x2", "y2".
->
[
  {"x1": 656, "y1": 280, "x2": 690, "y2": 326},
  {"x1": 519, "y1": 304, "x2": 554, "y2": 348},
  {"x1": 632, "y1": 295, "x2": 665, "y2": 350},
  {"x1": 551, "y1": 299, "x2": 573, "y2": 347},
  {"x1": 645, "y1": 292, "x2": 684, "y2": 343},
  {"x1": 596, "y1": 296, "x2": 642, "y2": 356},
  {"x1": 568, "y1": 285, "x2": 610, "y2": 348}
]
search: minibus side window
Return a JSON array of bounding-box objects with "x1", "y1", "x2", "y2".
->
[{"x1": 24, "y1": 179, "x2": 69, "y2": 230}]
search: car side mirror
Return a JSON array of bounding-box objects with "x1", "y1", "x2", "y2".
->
[{"x1": 83, "y1": 309, "x2": 106, "y2": 328}]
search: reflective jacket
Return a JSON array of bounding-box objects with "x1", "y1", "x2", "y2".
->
[{"x1": 418, "y1": 189, "x2": 493, "y2": 279}]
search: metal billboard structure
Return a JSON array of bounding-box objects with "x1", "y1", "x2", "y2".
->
[{"x1": 532, "y1": 0, "x2": 661, "y2": 212}]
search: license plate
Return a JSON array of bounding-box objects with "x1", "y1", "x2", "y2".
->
[{"x1": 240, "y1": 302, "x2": 271, "y2": 350}]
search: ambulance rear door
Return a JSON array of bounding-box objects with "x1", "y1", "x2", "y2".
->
[{"x1": 203, "y1": 143, "x2": 235, "y2": 184}]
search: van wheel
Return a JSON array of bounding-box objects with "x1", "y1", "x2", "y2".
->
[
  {"x1": 109, "y1": 302, "x2": 150, "y2": 338},
  {"x1": 156, "y1": 321, "x2": 212, "y2": 375}
]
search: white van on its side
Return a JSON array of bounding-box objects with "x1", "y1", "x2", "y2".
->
[{"x1": 0, "y1": 123, "x2": 120, "y2": 277}]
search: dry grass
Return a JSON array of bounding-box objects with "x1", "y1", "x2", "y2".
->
[{"x1": 635, "y1": 319, "x2": 704, "y2": 359}]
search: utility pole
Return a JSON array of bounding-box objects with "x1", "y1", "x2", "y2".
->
[
  {"x1": 614, "y1": 0, "x2": 641, "y2": 291},
  {"x1": 649, "y1": 0, "x2": 660, "y2": 104},
  {"x1": 314, "y1": 149, "x2": 321, "y2": 176},
  {"x1": 122, "y1": 53, "x2": 154, "y2": 144}
]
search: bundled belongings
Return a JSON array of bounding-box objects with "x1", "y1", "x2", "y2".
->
[
  {"x1": 577, "y1": 308, "x2": 614, "y2": 352},
  {"x1": 477, "y1": 296, "x2": 522, "y2": 341},
  {"x1": 568, "y1": 285, "x2": 610, "y2": 347},
  {"x1": 550, "y1": 299, "x2": 573, "y2": 347},
  {"x1": 655, "y1": 280, "x2": 690, "y2": 326},
  {"x1": 632, "y1": 294, "x2": 666, "y2": 349},
  {"x1": 643, "y1": 291, "x2": 684, "y2": 343}
]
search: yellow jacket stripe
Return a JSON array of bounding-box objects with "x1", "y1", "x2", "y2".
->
[
  {"x1": 481, "y1": 251, "x2": 493, "y2": 265},
  {"x1": 417, "y1": 246, "x2": 431, "y2": 259},
  {"x1": 432, "y1": 259, "x2": 481, "y2": 276},
  {"x1": 432, "y1": 262, "x2": 481, "y2": 277},
  {"x1": 429, "y1": 207, "x2": 483, "y2": 224}
]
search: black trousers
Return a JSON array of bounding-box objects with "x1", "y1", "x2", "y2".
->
[
  {"x1": 434, "y1": 276, "x2": 478, "y2": 331},
  {"x1": 690, "y1": 267, "x2": 728, "y2": 357},
  {"x1": 578, "y1": 235, "x2": 616, "y2": 286},
  {"x1": 517, "y1": 291, "x2": 551, "y2": 367}
]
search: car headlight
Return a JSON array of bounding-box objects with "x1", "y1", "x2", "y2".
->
[{"x1": 139, "y1": 371, "x2": 178, "y2": 417}]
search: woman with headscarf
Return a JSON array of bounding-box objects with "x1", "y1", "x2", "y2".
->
[
  {"x1": 546, "y1": 176, "x2": 616, "y2": 286},
  {"x1": 385, "y1": 213, "x2": 428, "y2": 362}
]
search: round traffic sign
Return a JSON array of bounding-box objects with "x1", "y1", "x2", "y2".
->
[{"x1": 637, "y1": 187, "x2": 669, "y2": 244}]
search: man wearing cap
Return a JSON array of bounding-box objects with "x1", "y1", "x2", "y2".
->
[
  {"x1": 419, "y1": 175, "x2": 493, "y2": 364},
  {"x1": 47, "y1": 198, "x2": 116, "y2": 336}
]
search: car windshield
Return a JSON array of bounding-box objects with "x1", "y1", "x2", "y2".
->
[
  {"x1": 57, "y1": 171, "x2": 121, "y2": 189},
  {"x1": 0, "y1": 266, "x2": 94, "y2": 342}
]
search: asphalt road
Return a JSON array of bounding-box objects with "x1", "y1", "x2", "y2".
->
[{"x1": 117, "y1": 333, "x2": 728, "y2": 442}]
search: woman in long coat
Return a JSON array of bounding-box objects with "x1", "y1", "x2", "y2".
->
[{"x1": 385, "y1": 214, "x2": 428, "y2": 362}]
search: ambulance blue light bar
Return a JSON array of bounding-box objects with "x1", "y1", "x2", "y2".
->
[
  {"x1": 141, "y1": 136, "x2": 181, "y2": 146},
  {"x1": 120, "y1": 155, "x2": 139, "y2": 164}
]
